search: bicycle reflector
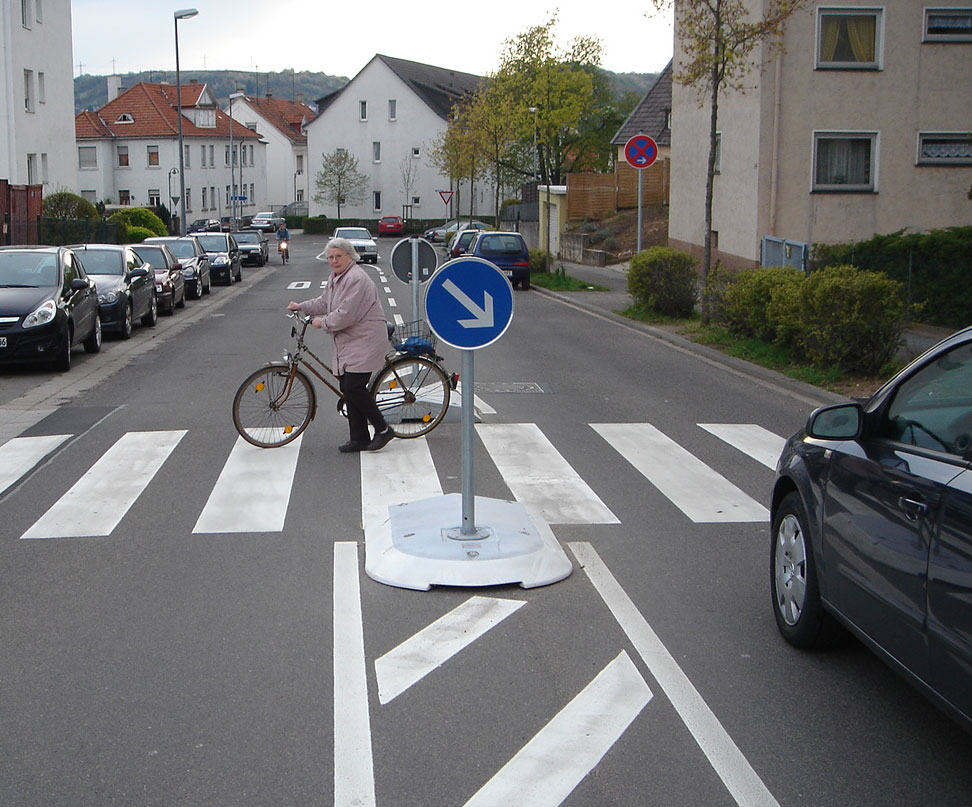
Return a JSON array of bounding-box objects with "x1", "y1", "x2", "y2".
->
[{"x1": 255, "y1": 381, "x2": 265, "y2": 392}]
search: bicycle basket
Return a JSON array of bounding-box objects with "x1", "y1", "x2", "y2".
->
[{"x1": 392, "y1": 320, "x2": 437, "y2": 357}]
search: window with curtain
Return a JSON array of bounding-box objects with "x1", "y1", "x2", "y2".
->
[
  {"x1": 147, "y1": 145, "x2": 159, "y2": 167},
  {"x1": 817, "y1": 8, "x2": 881, "y2": 68},
  {"x1": 117, "y1": 145, "x2": 129, "y2": 167},
  {"x1": 918, "y1": 133, "x2": 972, "y2": 165},
  {"x1": 813, "y1": 133, "x2": 877, "y2": 191}
]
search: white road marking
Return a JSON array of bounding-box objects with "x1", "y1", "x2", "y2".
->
[
  {"x1": 455, "y1": 381, "x2": 495, "y2": 415},
  {"x1": 464, "y1": 651, "x2": 652, "y2": 807},
  {"x1": 387, "y1": 297, "x2": 398, "y2": 308},
  {"x1": 193, "y1": 435, "x2": 302, "y2": 533},
  {"x1": 21, "y1": 430, "x2": 186, "y2": 539},
  {"x1": 393, "y1": 313, "x2": 405, "y2": 325},
  {"x1": 476, "y1": 423, "x2": 619, "y2": 524},
  {"x1": 360, "y1": 437, "x2": 442, "y2": 538},
  {"x1": 0, "y1": 434, "x2": 71, "y2": 495},
  {"x1": 375, "y1": 596, "x2": 526, "y2": 704},
  {"x1": 592, "y1": 423, "x2": 768, "y2": 522},
  {"x1": 699, "y1": 423, "x2": 786, "y2": 470},
  {"x1": 569, "y1": 542, "x2": 781, "y2": 807},
  {"x1": 287, "y1": 281, "x2": 312, "y2": 290},
  {"x1": 333, "y1": 541, "x2": 375, "y2": 807}
]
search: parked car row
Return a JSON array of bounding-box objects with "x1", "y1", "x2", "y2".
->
[{"x1": 0, "y1": 230, "x2": 256, "y2": 373}]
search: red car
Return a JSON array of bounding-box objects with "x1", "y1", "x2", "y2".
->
[{"x1": 378, "y1": 216, "x2": 405, "y2": 236}]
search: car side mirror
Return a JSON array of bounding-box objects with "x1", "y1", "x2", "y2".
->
[
  {"x1": 807, "y1": 402, "x2": 862, "y2": 440},
  {"x1": 70, "y1": 278, "x2": 88, "y2": 291},
  {"x1": 129, "y1": 267, "x2": 149, "y2": 278},
  {"x1": 172, "y1": 261, "x2": 182, "y2": 270}
]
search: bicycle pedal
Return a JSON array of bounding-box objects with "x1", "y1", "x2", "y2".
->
[{"x1": 450, "y1": 373, "x2": 459, "y2": 390}]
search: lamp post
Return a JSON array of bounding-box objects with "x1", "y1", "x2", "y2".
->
[
  {"x1": 227, "y1": 91, "x2": 244, "y2": 229},
  {"x1": 173, "y1": 8, "x2": 198, "y2": 236}
]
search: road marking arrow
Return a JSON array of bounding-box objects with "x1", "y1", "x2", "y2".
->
[{"x1": 443, "y1": 278, "x2": 494, "y2": 328}]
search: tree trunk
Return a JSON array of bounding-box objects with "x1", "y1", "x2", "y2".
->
[{"x1": 701, "y1": 3, "x2": 723, "y2": 327}]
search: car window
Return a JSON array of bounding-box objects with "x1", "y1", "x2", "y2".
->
[
  {"x1": 477, "y1": 235, "x2": 524, "y2": 256},
  {"x1": 60, "y1": 254, "x2": 76, "y2": 287},
  {"x1": 196, "y1": 235, "x2": 226, "y2": 251},
  {"x1": 134, "y1": 246, "x2": 163, "y2": 265},
  {"x1": 884, "y1": 341, "x2": 972, "y2": 457},
  {"x1": 165, "y1": 240, "x2": 195, "y2": 258},
  {"x1": 80, "y1": 249, "x2": 125, "y2": 275},
  {"x1": 235, "y1": 233, "x2": 259, "y2": 243},
  {"x1": 336, "y1": 228, "x2": 371, "y2": 239}
]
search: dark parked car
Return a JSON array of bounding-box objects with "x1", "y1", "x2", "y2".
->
[
  {"x1": 131, "y1": 243, "x2": 186, "y2": 315},
  {"x1": 0, "y1": 245, "x2": 101, "y2": 371},
  {"x1": 467, "y1": 231, "x2": 531, "y2": 290},
  {"x1": 69, "y1": 244, "x2": 157, "y2": 338},
  {"x1": 771, "y1": 325, "x2": 972, "y2": 732},
  {"x1": 142, "y1": 236, "x2": 212, "y2": 299},
  {"x1": 188, "y1": 218, "x2": 219, "y2": 233},
  {"x1": 234, "y1": 230, "x2": 269, "y2": 266},
  {"x1": 194, "y1": 232, "x2": 242, "y2": 285},
  {"x1": 449, "y1": 227, "x2": 481, "y2": 259}
]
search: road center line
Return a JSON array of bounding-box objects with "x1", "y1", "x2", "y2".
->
[
  {"x1": 333, "y1": 541, "x2": 376, "y2": 807},
  {"x1": 568, "y1": 541, "x2": 780, "y2": 807}
]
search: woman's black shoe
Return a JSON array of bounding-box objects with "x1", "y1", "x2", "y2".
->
[
  {"x1": 338, "y1": 440, "x2": 367, "y2": 453},
  {"x1": 366, "y1": 428, "x2": 395, "y2": 452}
]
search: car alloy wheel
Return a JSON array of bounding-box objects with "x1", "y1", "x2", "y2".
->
[
  {"x1": 119, "y1": 302, "x2": 133, "y2": 339},
  {"x1": 54, "y1": 326, "x2": 73, "y2": 371},
  {"x1": 83, "y1": 317, "x2": 102, "y2": 353}
]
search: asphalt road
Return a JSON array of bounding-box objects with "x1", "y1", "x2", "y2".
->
[{"x1": 2, "y1": 233, "x2": 971, "y2": 806}]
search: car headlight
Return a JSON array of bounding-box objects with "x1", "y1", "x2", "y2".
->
[
  {"x1": 212, "y1": 256, "x2": 229, "y2": 266},
  {"x1": 98, "y1": 291, "x2": 118, "y2": 304},
  {"x1": 23, "y1": 299, "x2": 57, "y2": 329}
]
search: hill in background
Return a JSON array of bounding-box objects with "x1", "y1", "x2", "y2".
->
[{"x1": 74, "y1": 68, "x2": 658, "y2": 114}]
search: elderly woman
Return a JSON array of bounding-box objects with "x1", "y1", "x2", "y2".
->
[{"x1": 287, "y1": 237, "x2": 394, "y2": 453}]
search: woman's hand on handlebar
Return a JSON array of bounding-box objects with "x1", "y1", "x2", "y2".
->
[{"x1": 286, "y1": 301, "x2": 302, "y2": 312}]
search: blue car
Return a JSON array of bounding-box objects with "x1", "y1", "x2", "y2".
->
[
  {"x1": 467, "y1": 231, "x2": 531, "y2": 290},
  {"x1": 770, "y1": 325, "x2": 972, "y2": 732}
]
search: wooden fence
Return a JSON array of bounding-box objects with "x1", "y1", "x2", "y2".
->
[{"x1": 566, "y1": 159, "x2": 670, "y2": 221}]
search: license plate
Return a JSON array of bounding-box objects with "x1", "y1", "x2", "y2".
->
[
  {"x1": 506, "y1": 271, "x2": 513, "y2": 278},
  {"x1": 0, "y1": 336, "x2": 6, "y2": 347}
]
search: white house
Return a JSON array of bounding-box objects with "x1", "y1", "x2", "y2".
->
[
  {"x1": 306, "y1": 54, "x2": 491, "y2": 222},
  {"x1": 225, "y1": 94, "x2": 315, "y2": 212},
  {"x1": 75, "y1": 78, "x2": 268, "y2": 231},
  {"x1": 1, "y1": 0, "x2": 78, "y2": 192}
]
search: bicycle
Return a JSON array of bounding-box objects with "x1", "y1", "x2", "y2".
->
[{"x1": 232, "y1": 314, "x2": 457, "y2": 448}]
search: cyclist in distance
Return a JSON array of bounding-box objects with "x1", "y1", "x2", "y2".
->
[{"x1": 286, "y1": 237, "x2": 394, "y2": 453}]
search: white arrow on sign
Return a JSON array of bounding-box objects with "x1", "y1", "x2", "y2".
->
[{"x1": 442, "y1": 278, "x2": 494, "y2": 328}]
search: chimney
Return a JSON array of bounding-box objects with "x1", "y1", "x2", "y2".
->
[
  {"x1": 266, "y1": 91, "x2": 272, "y2": 100},
  {"x1": 107, "y1": 75, "x2": 122, "y2": 102}
]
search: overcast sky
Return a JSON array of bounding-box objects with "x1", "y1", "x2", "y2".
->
[{"x1": 71, "y1": 1, "x2": 674, "y2": 79}]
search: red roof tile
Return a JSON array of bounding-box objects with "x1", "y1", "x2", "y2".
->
[{"x1": 241, "y1": 96, "x2": 315, "y2": 144}]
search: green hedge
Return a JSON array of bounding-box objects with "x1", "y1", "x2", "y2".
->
[
  {"x1": 38, "y1": 217, "x2": 124, "y2": 245},
  {"x1": 108, "y1": 207, "x2": 167, "y2": 237},
  {"x1": 811, "y1": 226, "x2": 972, "y2": 328},
  {"x1": 126, "y1": 226, "x2": 156, "y2": 243},
  {"x1": 627, "y1": 246, "x2": 698, "y2": 318}
]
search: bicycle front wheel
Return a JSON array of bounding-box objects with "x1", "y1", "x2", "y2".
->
[
  {"x1": 372, "y1": 356, "x2": 450, "y2": 438},
  {"x1": 233, "y1": 365, "x2": 315, "y2": 447}
]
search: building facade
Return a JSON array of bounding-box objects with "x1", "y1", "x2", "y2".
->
[
  {"x1": 306, "y1": 54, "x2": 491, "y2": 222},
  {"x1": 669, "y1": 1, "x2": 972, "y2": 269},
  {"x1": 225, "y1": 94, "x2": 315, "y2": 212},
  {"x1": 1, "y1": 0, "x2": 78, "y2": 193},
  {"x1": 75, "y1": 79, "x2": 267, "y2": 230}
]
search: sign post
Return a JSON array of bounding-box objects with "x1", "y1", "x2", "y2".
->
[
  {"x1": 624, "y1": 134, "x2": 658, "y2": 254},
  {"x1": 365, "y1": 257, "x2": 572, "y2": 591}
]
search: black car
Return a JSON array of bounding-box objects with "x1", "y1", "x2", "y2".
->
[
  {"x1": 188, "y1": 218, "x2": 220, "y2": 233},
  {"x1": 0, "y1": 245, "x2": 101, "y2": 371},
  {"x1": 142, "y1": 236, "x2": 212, "y2": 299},
  {"x1": 194, "y1": 233, "x2": 242, "y2": 285},
  {"x1": 234, "y1": 230, "x2": 269, "y2": 266},
  {"x1": 771, "y1": 325, "x2": 972, "y2": 732},
  {"x1": 131, "y1": 243, "x2": 186, "y2": 315},
  {"x1": 68, "y1": 244, "x2": 157, "y2": 339}
]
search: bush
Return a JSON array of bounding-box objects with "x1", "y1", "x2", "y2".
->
[
  {"x1": 302, "y1": 216, "x2": 330, "y2": 234},
  {"x1": 285, "y1": 215, "x2": 305, "y2": 229},
  {"x1": 126, "y1": 226, "x2": 155, "y2": 243},
  {"x1": 43, "y1": 190, "x2": 98, "y2": 221},
  {"x1": 720, "y1": 265, "x2": 804, "y2": 341},
  {"x1": 627, "y1": 246, "x2": 698, "y2": 317},
  {"x1": 529, "y1": 249, "x2": 550, "y2": 273},
  {"x1": 772, "y1": 264, "x2": 908, "y2": 374},
  {"x1": 108, "y1": 207, "x2": 166, "y2": 237}
]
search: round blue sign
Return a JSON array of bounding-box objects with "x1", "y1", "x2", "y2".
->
[
  {"x1": 425, "y1": 257, "x2": 514, "y2": 350},
  {"x1": 624, "y1": 134, "x2": 658, "y2": 169}
]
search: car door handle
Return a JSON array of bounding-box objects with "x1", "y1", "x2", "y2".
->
[{"x1": 898, "y1": 496, "x2": 928, "y2": 521}]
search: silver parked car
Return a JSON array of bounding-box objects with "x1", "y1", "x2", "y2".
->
[{"x1": 332, "y1": 227, "x2": 378, "y2": 264}]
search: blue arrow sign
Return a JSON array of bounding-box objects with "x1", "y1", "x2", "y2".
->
[{"x1": 425, "y1": 257, "x2": 514, "y2": 350}]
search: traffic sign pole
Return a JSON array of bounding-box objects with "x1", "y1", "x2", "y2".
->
[
  {"x1": 624, "y1": 134, "x2": 659, "y2": 257},
  {"x1": 410, "y1": 237, "x2": 420, "y2": 321}
]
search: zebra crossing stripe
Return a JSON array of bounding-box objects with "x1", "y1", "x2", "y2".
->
[
  {"x1": 476, "y1": 423, "x2": 619, "y2": 524},
  {"x1": 193, "y1": 435, "x2": 303, "y2": 534},
  {"x1": 592, "y1": 423, "x2": 769, "y2": 523},
  {"x1": 20, "y1": 430, "x2": 187, "y2": 539},
  {"x1": 0, "y1": 434, "x2": 71, "y2": 496},
  {"x1": 699, "y1": 423, "x2": 786, "y2": 470},
  {"x1": 360, "y1": 437, "x2": 442, "y2": 537}
]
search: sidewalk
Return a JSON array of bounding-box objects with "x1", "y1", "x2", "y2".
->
[{"x1": 533, "y1": 258, "x2": 953, "y2": 404}]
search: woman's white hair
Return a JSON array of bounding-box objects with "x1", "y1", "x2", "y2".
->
[{"x1": 326, "y1": 237, "x2": 359, "y2": 262}]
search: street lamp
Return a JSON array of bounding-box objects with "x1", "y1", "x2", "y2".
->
[
  {"x1": 228, "y1": 91, "x2": 244, "y2": 229},
  {"x1": 174, "y1": 7, "x2": 198, "y2": 236}
]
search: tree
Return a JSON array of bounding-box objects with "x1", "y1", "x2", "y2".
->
[
  {"x1": 399, "y1": 153, "x2": 417, "y2": 217},
  {"x1": 651, "y1": 0, "x2": 808, "y2": 324},
  {"x1": 42, "y1": 189, "x2": 98, "y2": 221},
  {"x1": 313, "y1": 149, "x2": 367, "y2": 218}
]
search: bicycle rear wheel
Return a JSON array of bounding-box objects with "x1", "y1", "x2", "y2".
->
[
  {"x1": 233, "y1": 365, "x2": 314, "y2": 447},
  {"x1": 372, "y1": 356, "x2": 450, "y2": 438}
]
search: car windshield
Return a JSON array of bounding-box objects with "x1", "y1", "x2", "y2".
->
[
  {"x1": 196, "y1": 235, "x2": 228, "y2": 252},
  {"x1": 478, "y1": 235, "x2": 524, "y2": 256},
  {"x1": 162, "y1": 240, "x2": 196, "y2": 258},
  {"x1": 235, "y1": 233, "x2": 260, "y2": 243},
  {"x1": 336, "y1": 228, "x2": 371, "y2": 240},
  {"x1": 0, "y1": 252, "x2": 58, "y2": 286},
  {"x1": 381, "y1": 217, "x2": 398, "y2": 223},
  {"x1": 133, "y1": 247, "x2": 165, "y2": 265},
  {"x1": 79, "y1": 249, "x2": 125, "y2": 275}
]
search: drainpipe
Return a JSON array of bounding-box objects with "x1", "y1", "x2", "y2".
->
[{"x1": 768, "y1": 45, "x2": 782, "y2": 237}]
